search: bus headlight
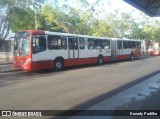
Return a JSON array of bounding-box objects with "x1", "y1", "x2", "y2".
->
[{"x1": 24, "y1": 58, "x2": 31, "y2": 64}]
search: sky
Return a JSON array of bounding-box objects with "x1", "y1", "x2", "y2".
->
[
  {"x1": 48, "y1": 0, "x2": 149, "y2": 18},
  {"x1": 88, "y1": 0, "x2": 158, "y2": 20},
  {"x1": 94, "y1": 0, "x2": 136, "y2": 13},
  {"x1": 47, "y1": 0, "x2": 160, "y2": 21},
  {"x1": 105, "y1": 0, "x2": 160, "y2": 20}
]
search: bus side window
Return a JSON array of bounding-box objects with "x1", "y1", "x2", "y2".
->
[
  {"x1": 95, "y1": 39, "x2": 102, "y2": 49},
  {"x1": 39, "y1": 37, "x2": 46, "y2": 50},
  {"x1": 79, "y1": 38, "x2": 85, "y2": 49},
  {"x1": 136, "y1": 41, "x2": 141, "y2": 48},
  {"x1": 61, "y1": 36, "x2": 67, "y2": 49},
  {"x1": 48, "y1": 35, "x2": 61, "y2": 50},
  {"x1": 103, "y1": 40, "x2": 110, "y2": 49},
  {"x1": 128, "y1": 41, "x2": 132, "y2": 48},
  {"x1": 88, "y1": 38, "x2": 95, "y2": 49},
  {"x1": 118, "y1": 41, "x2": 122, "y2": 49},
  {"x1": 123, "y1": 41, "x2": 128, "y2": 49},
  {"x1": 32, "y1": 37, "x2": 46, "y2": 54}
]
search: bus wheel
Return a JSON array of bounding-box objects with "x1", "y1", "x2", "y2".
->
[
  {"x1": 97, "y1": 56, "x2": 103, "y2": 65},
  {"x1": 54, "y1": 59, "x2": 63, "y2": 71},
  {"x1": 130, "y1": 54, "x2": 134, "y2": 61}
]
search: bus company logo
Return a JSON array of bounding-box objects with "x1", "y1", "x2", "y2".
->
[
  {"x1": 2, "y1": 111, "x2": 11, "y2": 116},
  {"x1": 1, "y1": 111, "x2": 42, "y2": 116}
]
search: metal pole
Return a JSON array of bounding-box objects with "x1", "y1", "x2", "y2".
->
[{"x1": 34, "y1": 0, "x2": 37, "y2": 30}]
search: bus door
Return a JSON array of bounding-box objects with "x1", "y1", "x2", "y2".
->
[
  {"x1": 117, "y1": 40, "x2": 123, "y2": 55},
  {"x1": 68, "y1": 37, "x2": 79, "y2": 59}
]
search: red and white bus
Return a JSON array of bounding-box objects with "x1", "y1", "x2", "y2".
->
[
  {"x1": 148, "y1": 42, "x2": 160, "y2": 56},
  {"x1": 13, "y1": 30, "x2": 141, "y2": 71}
]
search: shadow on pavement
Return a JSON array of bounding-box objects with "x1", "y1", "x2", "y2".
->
[{"x1": 50, "y1": 69, "x2": 160, "y2": 119}]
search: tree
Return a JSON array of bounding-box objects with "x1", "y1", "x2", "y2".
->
[
  {"x1": 0, "y1": 0, "x2": 45, "y2": 47},
  {"x1": 10, "y1": 8, "x2": 35, "y2": 32},
  {"x1": 38, "y1": 4, "x2": 63, "y2": 32},
  {"x1": 152, "y1": 21, "x2": 160, "y2": 42},
  {"x1": 39, "y1": 4, "x2": 94, "y2": 34},
  {"x1": 0, "y1": 0, "x2": 13, "y2": 46}
]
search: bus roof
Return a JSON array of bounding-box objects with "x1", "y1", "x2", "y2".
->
[
  {"x1": 112, "y1": 38, "x2": 141, "y2": 42},
  {"x1": 21, "y1": 30, "x2": 141, "y2": 41}
]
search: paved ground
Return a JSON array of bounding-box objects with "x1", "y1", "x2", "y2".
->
[
  {"x1": 0, "y1": 56, "x2": 160, "y2": 119},
  {"x1": 0, "y1": 58, "x2": 16, "y2": 73},
  {"x1": 67, "y1": 73, "x2": 160, "y2": 119},
  {"x1": 0, "y1": 64, "x2": 15, "y2": 73}
]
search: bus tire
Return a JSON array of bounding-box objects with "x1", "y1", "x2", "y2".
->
[
  {"x1": 97, "y1": 56, "x2": 103, "y2": 65},
  {"x1": 54, "y1": 59, "x2": 64, "y2": 71},
  {"x1": 130, "y1": 53, "x2": 134, "y2": 61}
]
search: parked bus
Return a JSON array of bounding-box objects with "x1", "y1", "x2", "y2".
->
[
  {"x1": 148, "y1": 42, "x2": 160, "y2": 56},
  {"x1": 13, "y1": 30, "x2": 141, "y2": 71}
]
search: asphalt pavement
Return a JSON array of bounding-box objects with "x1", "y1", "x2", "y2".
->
[
  {"x1": 0, "y1": 55, "x2": 160, "y2": 119},
  {"x1": 67, "y1": 72, "x2": 160, "y2": 119}
]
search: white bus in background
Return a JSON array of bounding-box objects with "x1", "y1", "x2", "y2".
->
[
  {"x1": 13, "y1": 30, "x2": 141, "y2": 71},
  {"x1": 148, "y1": 42, "x2": 160, "y2": 56}
]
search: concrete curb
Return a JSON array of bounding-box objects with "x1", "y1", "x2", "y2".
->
[
  {"x1": 0, "y1": 63, "x2": 13, "y2": 66},
  {"x1": 1, "y1": 69, "x2": 21, "y2": 73},
  {"x1": 0, "y1": 63, "x2": 13, "y2": 65}
]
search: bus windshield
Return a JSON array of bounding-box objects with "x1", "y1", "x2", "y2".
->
[{"x1": 14, "y1": 32, "x2": 30, "y2": 56}]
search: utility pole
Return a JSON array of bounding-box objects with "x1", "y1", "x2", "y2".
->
[{"x1": 34, "y1": 0, "x2": 37, "y2": 30}]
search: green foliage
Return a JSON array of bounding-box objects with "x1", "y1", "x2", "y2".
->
[
  {"x1": 10, "y1": 8, "x2": 35, "y2": 32},
  {"x1": 0, "y1": 0, "x2": 17, "y2": 44},
  {"x1": 0, "y1": 0, "x2": 45, "y2": 35},
  {"x1": 38, "y1": 4, "x2": 63, "y2": 32},
  {"x1": 1, "y1": 0, "x2": 160, "y2": 42}
]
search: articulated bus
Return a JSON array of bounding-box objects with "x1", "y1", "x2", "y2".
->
[
  {"x1": 13, "y1": 30, "x2": 141, "y2": 71},
  {"x1": 148, "y1": 42, "x2": 160, "y2": 56}
]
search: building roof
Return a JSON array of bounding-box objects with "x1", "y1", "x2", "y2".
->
[
  {"x1": 124, "y1": 0, "x2": 160, "y2": 17},
  {"x1": 5, "y1": 33, "x2": 15, "y2": 40}
]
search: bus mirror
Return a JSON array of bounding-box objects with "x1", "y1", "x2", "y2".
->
[{"x1": 104, "y1": 46, "x2": 109, "y2": 50}]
